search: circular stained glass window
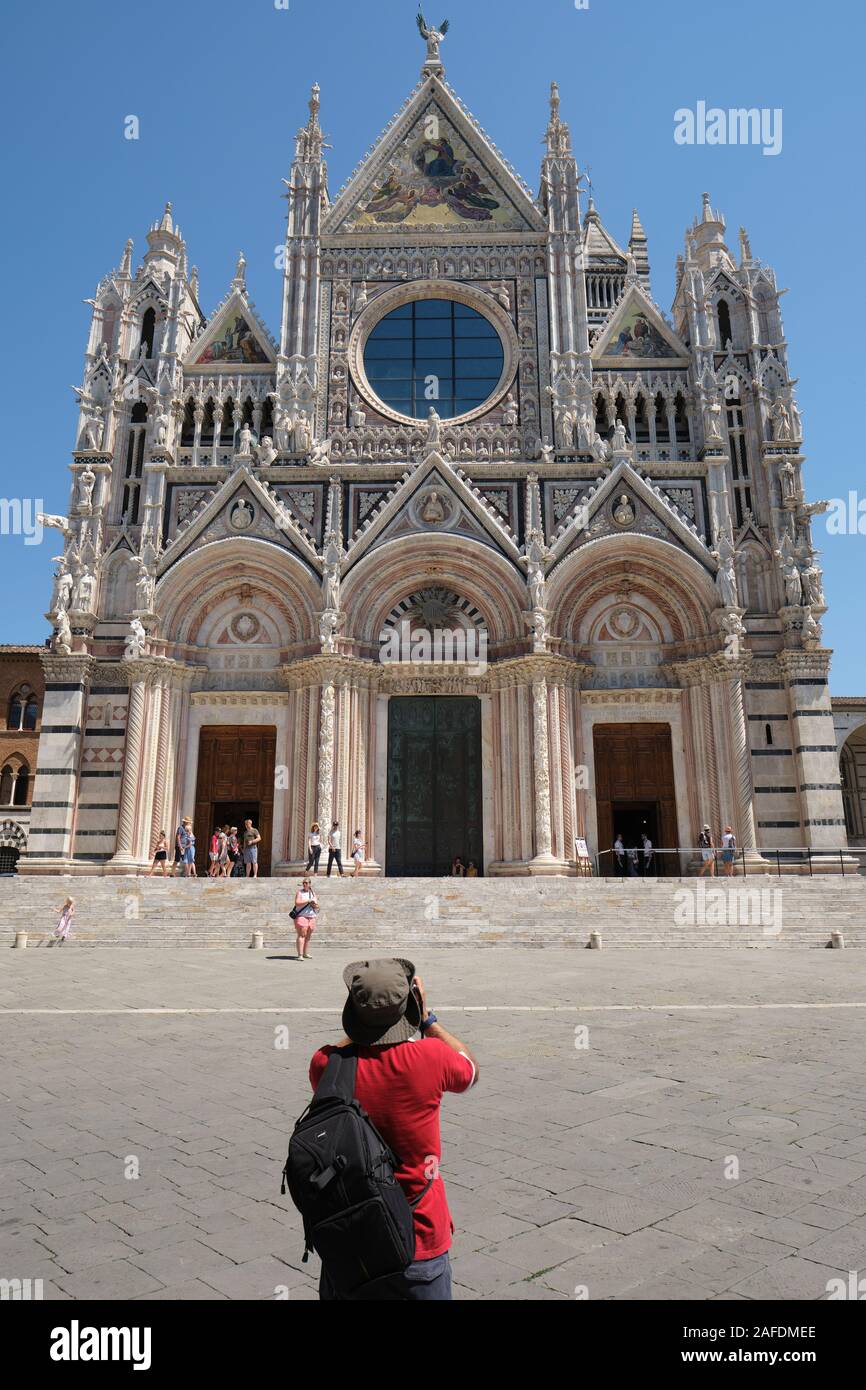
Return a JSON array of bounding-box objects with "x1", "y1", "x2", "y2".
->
[{"x1": 362, "y1": 298, "x2": 505, "y2": 421}]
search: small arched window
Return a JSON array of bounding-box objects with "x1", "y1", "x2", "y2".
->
[
  {"x1": 140, "y1": 307, "x2": 156, "y2": 357},
  {"x1": 0, "y1": 765, "x2": 13, "y2": 804},
  {"x1": 717, "y1": 298, "x2": 732, "y2": 346},
  {"x1": 765, "y1": 723, "x2": 773, "y2": 747},
  {"x1": 12, "y1": 764, "x2": 29, "y2": 806},
  {"x1": 7, "y1": 686, "x2": 37, "y2": 731}
]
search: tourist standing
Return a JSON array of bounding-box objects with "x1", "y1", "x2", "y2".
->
[
  {"x1": 466, "y1": 860, "x2": 479, "y2": 877},
  {"x1": 148, "y1": 831, "x2": 169, "y2": 877},
  {"x1": 626, "y1": 844, "x2": 639, "y2": 876},
  {"x1": 292, "y1": 877, "x2": 319, "y2": 960},
  {"x1": 243, "y1": 818, "x2": 262, "y2": 878},
  {"x1": 217, "y1": 825, "x2": 230, "y2": 878},
  {"x1": 173, "y1": 821, "x2": 185, "y2": 875},
  {"x1": 307, "y1": 822, "x2": 322, "y2": 875},
  {"x1": 49, "y1": 897, "x2": 75, "y2": 946},
  {"x1": 613, "y1": 833, "x2": 625, "y2": 876},
  {"x1": 208, "y1": 827, "x2": 221, "y2": 877},
  {"x1": 721, "y1": 825, "x2": 737, "y2": 877},
  {"x1": 450, "y1": 856, "x2": 466, "y2": 877},
  {"x1": 351, "y1": 829, "x2": 364, "y2": 879},
  {"x1": 698, "y1": 824, "x2": 716, "y2": 877},
  {"x1": 179, "y1": 817, "x2": 197, "y2": 877},
  {"x1": 227, "y1": 826, "x2": 241, "y2": 877},
  {"x1": 640, "y1": 831, "x2": 654, "y2": 877},
  {"x1": 327, "y1": 820, "x2": 344, "y2": 878}
]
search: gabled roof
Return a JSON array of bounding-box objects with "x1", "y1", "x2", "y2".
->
[
  {"x1": 157, "y1": 466, "x2": 319, "y2": 575},
  {"x1": 184, "y1": 287, "x2": 277, "y2": 370},
  {"x1": 582, "y1": 202, "x2": 627, "y2": 262},
  {"x1": 549, "y1": 458, "x2": 712, "y2": 570},
  {"x1": 323, "y1": 75, "x2": 547, "y2": 237},
  {"x1": 592, "y1": 283, "x2": 690, "y2": 366},
  {"x1": 344, "y1": 450, "x2": 522, "y2": 572}
]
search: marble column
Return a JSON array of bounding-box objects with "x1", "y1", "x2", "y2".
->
[
  {"x1": 316, "y1": 680, "x2": 335, "y2": 828},
  {"x1": 529, "y1": 677, "x2": 559, "y2": 871},
  {"x1": 109, "y1": 661, "x2": 150, "y2": 867}
]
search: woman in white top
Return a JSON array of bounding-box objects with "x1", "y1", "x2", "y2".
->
[
  {"x1": 351, "y1": 830, "x2": 364, "y2": 879},
  {"x1": 292, "y1": 878, "x2": 319, "y2": 960},
  {"x1": 306, "y1": 823, "x2": 322, "y2": 875}
]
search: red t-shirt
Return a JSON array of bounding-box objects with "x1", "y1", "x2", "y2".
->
[{"x1": 309, "y1": 1038, "x2": 475, "y2": 1259}]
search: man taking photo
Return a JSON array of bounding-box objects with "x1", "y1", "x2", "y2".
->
[{"x1": 308, "y1": 958, "x2": 479, "y2": 1300}]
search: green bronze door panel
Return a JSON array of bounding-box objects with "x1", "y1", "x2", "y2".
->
[{"x1": 386, "y1": 696, "x2": 483, "y2": 876}]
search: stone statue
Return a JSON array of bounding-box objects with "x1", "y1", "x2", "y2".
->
[
  {"x1": 420, "y1": 491, "x2": 446, "y2": 524},
  {"x1": 153, "y1": 405, "x2": 170, "y2": 448},
  {"x1": 124, "y1": 616, "x2": 147, "y2": 659},
  {"x1": 779, "y1": 457, "x2": 798, "y2": 503},
  {"x1": 321, "y1": 534, "x2": 342, "y2": 610},
  {"x1": 354, "y1": 281, "x2": 368, "y2": 314},
  {"x1": 53, "y1": 564, "x2": 73, "y2": 613},
  {"x1": 590, "y1": 432, "x2": 611, "y2": 464},
  {"x1": 802, "y1": 608, "x2": 821, "y2": 648},
  {"x1": 238, "y1": 422, "x2": 253, "y2": 456},
  {"x1": 273, "y1": 402, "x2": 292, "y2": 452},
  {"x1": 770, "y1": 397, "x2": 793, "y2": 442},
  {"x1": 310, "y1": 436, "x2": 332, "y2": 465},
  {"x1": 703, "y1": 396, "x2": 723, "y2": 442},
  {"x1": 351, "y1": 403, "x2": 367, "y2": 429},
  {"x1": 38, "y1": 517, "x2": 71, "y2": 536},
  {"x1": 134, "y1": 558, "x2": 154, "y2": 611},
  {"x1": 319, "y1": 609, "x2": 338, "y2": 654},
  {"x1": 294, "y1": 410, "x2": 312, "y2": 455},
  {"x1": 712, "y1": 528, "x2": 738, "y2": 608},
  {"x1": 424, "y1": 407, "x2": 442, "y2": 450},
  {"x1": 416, "y1": 12, "x2": 450, "y2": 66},
  {"x1": 612, "y1": 418, "x2": 628, "y2": 453},
  {"x1": 502, "y1": 393, "x2": 518, "y2": 428},
  {"x1": 777, "y1": 548, "x2": 802, "y2": 607},
  {"x1": 800, "y1": 559, "x2": 825, "y2": 608},
  {"x1": 576, "y1": 403, "x2": 593, "y2": 450},
  {"x1": 537, "y1": 435, "x2": 554, "y2": 465},
  {"x1": 77, "y1": 465, "x2": 96, "y2": 512},
  {"x1": 53, "y1": 609, "x2": 72, "y2": 655},
  {"x1": 531, "y1": 610, "x2": 547, "y2": 653},
  {"x1": 527, "y1": 561, "x2": 546, "y2": 612},
  {"x1": 83, "y1": 407, "x2": 105, "y2": 452},
  {"x1": 613, "y1": 493, "x2": 636, "y2": 527},
  {"x1": 257, "y1": 436, "x2": 277, "y2": 467},
  {"x1": 72, "y1": 568, "x2": 96, "y2": 613}
]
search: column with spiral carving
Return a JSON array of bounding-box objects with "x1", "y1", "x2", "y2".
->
[
  {"x1": 316, "y1": 679, "x2": 336, "y2": 829},
  {"x1": 149, "y1": 674, "x2": 173, "y2": 855},
  {"x1": 529, "y1": 676, "x2": 562, "y2": 872},
  {"x1": 727, "y1": 673, "x2": 758, "y2": 851},
  {"x1": 110, "y1": 662, "x2": 150, "y2": 866}
]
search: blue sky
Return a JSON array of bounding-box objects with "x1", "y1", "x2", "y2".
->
[{"x1": 1, "y1": 0, "x2": 863, "y2": 689}]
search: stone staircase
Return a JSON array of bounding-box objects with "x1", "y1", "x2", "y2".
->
[{"x1": 2, "y1": 874, "x2": 864, "y2": 949}]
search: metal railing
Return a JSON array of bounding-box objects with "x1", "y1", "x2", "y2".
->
[{"x1": 595, "y1": 845, "x2": 866, "y2": 879}]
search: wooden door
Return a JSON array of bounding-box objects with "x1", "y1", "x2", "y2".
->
[
  {"x1": 193, "y1": 726, "x2": 276, "y2": 875},
  {"x1": 593, "y1": 722, "x2": 679, "y2": 872}
]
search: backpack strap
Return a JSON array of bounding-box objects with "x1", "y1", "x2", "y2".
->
[{"x1": 311, "y1": 1045, "x2": 358, "y2": 1105}]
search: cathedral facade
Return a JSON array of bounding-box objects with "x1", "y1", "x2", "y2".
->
[{"x1": 23, "y1": 31, "x2": 849, "y2": 877}]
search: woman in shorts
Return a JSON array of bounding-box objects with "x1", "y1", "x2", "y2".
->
[
  {"x1": 698, "y1": 824, "x2": 716, "y2": 877},
  {"x1": 292, "y1": 878, "x2": 319, "y2": 960},
  {"x1": 351, "y1": 829, "x2": 364, "y2": 878},
  {"x1": 148, "y1": 831, "x2": 169, "y2": 877}
]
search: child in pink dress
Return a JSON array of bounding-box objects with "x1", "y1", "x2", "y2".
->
[{"x1": 51, "y1": 897, "x2": 75, "y2": 946}]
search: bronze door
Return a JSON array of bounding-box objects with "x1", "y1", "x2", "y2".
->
[
  {"x1": 193, "y1": 726, "x2": 276, "y2": 875},
  {"x1": 386, "y1": 697, "x2": 483, "y2": 876},
  {"x1": 593, "y1": 722, "x2": 679, "y2": 874}
]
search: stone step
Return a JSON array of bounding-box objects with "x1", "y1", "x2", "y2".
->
[{"x1": 2, "y1": 875, "x2": 863, "y2": 948}]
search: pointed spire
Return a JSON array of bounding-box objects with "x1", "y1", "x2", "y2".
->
[
  {"x1": 545, "y1": 78, "x2": 571, "y2": 156},
  {"x1": 296, "y1": 80, "x2": 325, "y2": 161},
  {"x1": 160, "y1": 201, "x2": 173, "y2": 233},
  {"x1": 232, "y1": 251, "x2": 247, "y2": 290},
  {"x1": 627, "y1": 207, "x2": 650, "y2": 282},
  {"x1": 189, "y1": 265, "x2": 199, "y2": 300},
  {"x1": 119, "y1": 238, "x2": 133, "y2": 278},
  {"x1": 739, "y1": 225, "x2": 753, "y2": 265},
  {"x1": 689, "y1": 192, "x2": 733, "y2": 272}
]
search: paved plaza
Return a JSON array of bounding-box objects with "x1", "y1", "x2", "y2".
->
[{"x1": 2, "y1": 946, "x2": 866, "y2": 1301}]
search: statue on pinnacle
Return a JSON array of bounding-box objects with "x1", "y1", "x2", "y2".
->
[{"x1": 417, "y1": 11, "x2": 449, "y2": 74}]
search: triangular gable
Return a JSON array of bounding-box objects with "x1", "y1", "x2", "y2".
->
[
  {"x1": 583, "y1": 211, "x2": 627, "y2": 262},
  {"x1": 185, "y1": 289, "x2": 276, "y2": 370},
  {"x1": 158, "y1": 466, "x2": 319, "y2": 573},
  {"x1": 549, "y1": 459, "x2": 712, "y2": 568},
  {"x1": 592, "y1": 285, "x2": 690, "y2": 366},
  {"x1": 324, "y1": 76, "x2": 546, "y2": 236},
  {"x1": 344, "y1": 451, "x2": 521, "y2": 571}
]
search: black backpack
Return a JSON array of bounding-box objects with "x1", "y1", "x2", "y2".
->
[{"x1": 281, "y1": 1046, "x2": 430, "y2": 1299}]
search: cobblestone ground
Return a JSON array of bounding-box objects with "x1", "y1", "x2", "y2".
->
[{"x1": 2, "y1": 947, "x2": 866, "y2": 1301}]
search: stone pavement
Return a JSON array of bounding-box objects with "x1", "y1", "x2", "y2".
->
[{"x1": 2, "y1": 947, "x2": 866, "y2": 1301}]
